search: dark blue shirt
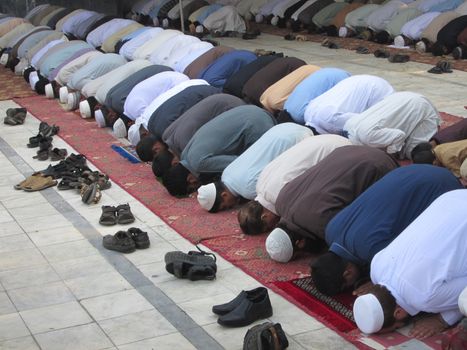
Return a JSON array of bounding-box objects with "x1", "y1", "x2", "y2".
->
[{"x1": 325, "y1": 165, "x2": 462, "y2": 265}]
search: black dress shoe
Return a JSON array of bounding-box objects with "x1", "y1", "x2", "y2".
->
[
  {"x1": 213, "y1": 287, "x2": 268, "y2": 316},
  {"x1": 217, "y1": 287, "x2": 273, "y2": 327}
]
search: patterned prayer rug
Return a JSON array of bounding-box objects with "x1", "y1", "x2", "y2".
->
[
  {"x1": 0, "y1": 68, "x2": 36, "y2": 100},
  {"x1": 5, "y1": 67, "x2": 462, "y2": 349}
]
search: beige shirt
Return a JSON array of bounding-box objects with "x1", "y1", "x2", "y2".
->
[
  {"x1": 55, "y1": 9, "x2": 85, "y2": 32},
  {"x1": 101, "y1": 23, "x2": 143, "y2": 53},
  {"x1": 434, "y1": 139, "x2": 467, "y2": 178},
  {"x1": 421, "y1": 11, "x2": 459, "y2": 43},
  {"x1": 260, "y1": 65, "x2": 321, "y2": 113}
]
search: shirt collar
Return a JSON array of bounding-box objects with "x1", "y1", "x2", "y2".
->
[{"x1": 329, "y1": 242, "x2": 365, "y2": 266}]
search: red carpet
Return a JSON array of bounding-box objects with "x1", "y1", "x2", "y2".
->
[{"x1": 3, "y1": 67, "x2": 461, "y2": 349}]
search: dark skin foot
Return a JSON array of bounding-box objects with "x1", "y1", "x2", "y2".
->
[{"x1": 410, "y1": 314, "x2": 449, "y2": 339}]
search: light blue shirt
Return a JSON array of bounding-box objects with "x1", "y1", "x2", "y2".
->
[
  {"x1": 428, "y1": 0, "x2": 464, "y2": 12},
  {"x1": 222, "y1": 123, "x2": 313, "y2": 200},
  {"x1": 31, "y1": 39, "x2": 65, "y2": 68},
  {"x1": 284, "y1": 68, "x2": 350, "y2": 124}
]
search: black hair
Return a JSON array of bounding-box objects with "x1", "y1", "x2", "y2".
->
[
  {"x1": 237, "y1": 200, "x2": 266, "y2": 235},
  {"x1": 209, "y1": 181, "x2": 226, "y2": 213},
  {"x1": 276, "y1": 109, "x2": 295, "y2": 124},
  {"x1": 311, "y1": 252, "x2": 347, "y2": 296},
  {"x1": 431, "y1": 42, "x2": 447, "y2": 56},
  {"x1": 411, "y1": 142, "x2": 435, "y2": 164},
  {"x1": 136, "y1": 134, "x2": 157, "y2": 162},
  {"x1": 23, "y1": 67, "x2": 35, "y2": 83},
  {"x1": 152, "y1": 150, "x2": 174, "y2": 177},
  {"x1": 374, "y1": 31, "x2": 390, "y2": 44},
  {"x1": 35, "y1": 77, "x2": 49, "y2": 95},
  {"x1": 162, "y1": 163, "x2": 189, "y2": 196}
]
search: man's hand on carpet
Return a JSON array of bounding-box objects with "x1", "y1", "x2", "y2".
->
[
  {"x1": 352, "y1": 281, "x2": 374, "y2": 296},
  {"x1": 410, "y1": 314, "x2": 449, "y2": 339}
]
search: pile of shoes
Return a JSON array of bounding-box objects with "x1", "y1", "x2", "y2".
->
[
  {"x1": 102, "y1": 227, "x2": 150, "y2": 253},
  {"x1": 99, "y1": 204, "x2": 135, "y2": 226},
  {"x1": 4, "y1": 108, "x2": 27, "y2": 126},
  {"x1": 212, "y1": 287, "x2": 273, "y2": 327},
  {"x1": 28, "y1": 122, "x2": 66, "y2": 161},
  {"x1": 164, "y1": 246, "x2": 217, "y2": 281}
]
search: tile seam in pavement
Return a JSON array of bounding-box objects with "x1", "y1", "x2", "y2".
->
[{"x1": 0, "y1": 136, "x2": 224, "y2": 350}]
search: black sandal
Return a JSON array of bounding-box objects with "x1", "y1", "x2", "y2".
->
[{"x1": 165, "y1": 246, "x2": 217, "y2": 281}]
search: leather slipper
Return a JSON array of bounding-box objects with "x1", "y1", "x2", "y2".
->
[{"x1": 22, "y1": 175, "x2": 57, "y2": 192}]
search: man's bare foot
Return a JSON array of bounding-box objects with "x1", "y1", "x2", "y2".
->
[
  {"x1": 353, "y1": 281, "x2": 374, "y2": 296},
  {"x1": 410, "y1": 314, "x2": 449, "y2": 339}
]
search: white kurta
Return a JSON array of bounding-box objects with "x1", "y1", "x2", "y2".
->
[
  {"x1": 149, "y1": 35, "x2": 200, "y2": 66},
  {"x1": 30, "y1": 39, "x2": 66, "y2": 68},
  {"x1": 367, "y1": 0, "x2": 410, "y2": 31},
  {"x1": 119, "y1": 27, "x2": 163, "y2": 61},
  {"x1": 165, "y1": 41, "x2": 213, "y2": 70},
  {"x1": 371, "y1": 189, "x2": 467, "y2": 325},
  {"x1": 343, "y1": 91, "x2": 440, "y2": 158},
  {"x1": 55, "y1": 50, "x2": 102, "y2": 86},
  {"x1": 256, "y1": 135, "x2": 352, "y2": 214},
  {"x1": 61, "y1": 10, "x2": 97, "y2": 35},
  {"x1": 94, "y1": 59, "x2": 152, "y2": 104},
  {"x1": 304, "y1": 75, "x2": 394, "y2": 135},
  {"x1": 86, "y1": 19, "x2": 136, "y2": 48},
  {"x1": 203, "y1": 5, "x2": 247, "y2": 33},
  {"x1": 132, "y1": 29, "x2": 183, "y2": 61},
  {"x1": 123, "y1": 71, "x2": 190, "y2": 121},
  {"x1": 401, "y1": 11, "x2": 440, "y2": 39},
  {"x1": 174, "y1": 45, "x2": 214, "y2": 73}
]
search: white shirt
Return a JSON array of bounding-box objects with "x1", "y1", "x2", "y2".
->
[
  {"x1": 124, "y1": 71, "x2": 189, "y2": 121},
  {"x1": 119, "y1": 27, "x2": 163, "y2": 60},
  {"x1": 55, "y1": 50, "x2": 102, "y2": 85},
  {"x1": 95, "y1": 59, "x2": 152, "y2": 104},
  {"x1": 304, "y1": 75, "x2": 394, "y2": 135},
  {"x1": 367, "y1": 0, "x2": 410, "y2": 31},
  {"x1": 149, "y1": 34, "x2": 200, "y2": 67},
  {"x1": 256, "y1": 135, "x2": 352, "y2": 214},
  {"x1": 343, "y1": 91, "x2": 440, "y2": 159},
  {"x1": 174, "y1": 45, "x2": 213, "y2": 73},
  {"x1": 132, "y1": 29, "x2": 182, "y2": 61},
  {"x1": 31, "y1": 39, "x2": 66, "y2": 68},
  {"x1": 371, "y1": 189, "x2": 467, "y2": 325},
  {"x1": 165, "y1": 41, "x2": 213, "y2": 70},
  {"x1": 61, "y1": 10, "x2": 97, "y2": 35},
  {"x1": 86, "y1": 19, "x2": 136, "y2": 48},
  {"x1": 401, "y1": 11, "x2": 440, "y2": 39}
]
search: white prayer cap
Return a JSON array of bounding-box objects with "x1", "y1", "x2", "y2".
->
[
  {"x1": 66, "y1": 91, "x2": 80, "y2": 111},
  {"x1": 162, "y1": 18, "x2": 169, "y2": 28},
  {"x1": 394, "y1": 35, "x2": 405, "y2": 48},
  {"x1": 0, "y1": 53, "x2": 9, "y2": 66},
  {"x1": 79, "y1": 99, "x2": 91, "y2": 119},
  {"x1": 29, "y1": 72, "x2": 39, "y2": 90},
  {"x1": 266, "y1": 228, "x2": 293, "y2": 263},
  {"x1": 128, "y1": 124, "x2": 140, "y2": 146},
  {"x1": 338, "y1": 27, "x2": 347, "y2": 38},
  {"x1": 197, "y1": 183, "x2": 217, "y2": 211},
  {"x1": 353, "y1": 294, "x2": 385, "y2": 334},
  {"x1": 255, "y1": 14, "x2": 264, "y2": 23},
  {"x1": 415, "y1": 40, "x2": 426, "y2": 54},
  {"x1": 195, "y1": 25, "x2": 204, "y2": 34},
  {"x1": 113, "y1": 118, "x2": 127, "y2": 138},
  {"x1": 271, "y1": 16, "x2": 279, "y2": 26},
  {"x1": 45, "y1": 83, "x2": 54, "y2": 99},
  {"x1": 95, "y1": 109, "x2": 105, "y2": 128},
  {"x1": 59, "y1": 86, "x2": 68, "y2": 103},
  {"x1": 460, "y1": 159, "x2": 467, "y2": 181},
  {"x1": 459, "y1": 286, "x2": 467, "y2": 316}
]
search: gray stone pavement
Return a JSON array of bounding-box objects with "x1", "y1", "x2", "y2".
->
[{"x1": 0, "y1": 35, "x2": 465, "y2": 350}]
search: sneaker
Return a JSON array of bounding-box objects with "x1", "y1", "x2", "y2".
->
[
  {"x1": 128, "y1": 228, "x2": 150, "y2": 249},
  {"x1": 103, "y1": 230, "x2": 136, "y2": 253},
  {"x1": 113, "y1": 118, "x2": 127, "y2": 138}
]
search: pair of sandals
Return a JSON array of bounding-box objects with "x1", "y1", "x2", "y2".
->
[
  {"x1": 165, "y1": 246, "x2": 217, "y2": 281},
  {"x1": 14, "y1": 174, "x2": 57, "y2": 192},
  {"x1": 99, "y1": 204, "x2": 135, "y2": 226},
  {"x1": 428, "y1": 60, "x2": 453, "y2": 74},
  {"x1": 4, "y1": 108, "x2": 27, "y2": 126}
]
